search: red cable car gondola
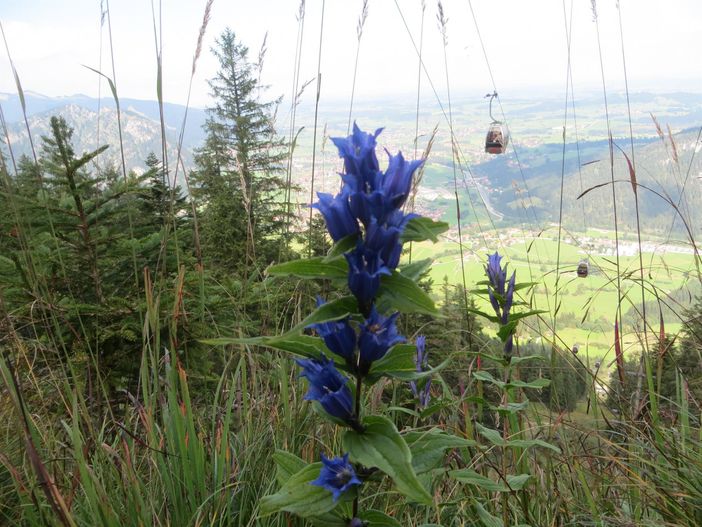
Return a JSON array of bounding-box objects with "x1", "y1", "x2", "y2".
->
[
  {"x1": 485, "y1": 92, "x2": 509, "y2": 154},
  {"x1": 577, "y1": 259, "x2": 589, "y2": 278}
]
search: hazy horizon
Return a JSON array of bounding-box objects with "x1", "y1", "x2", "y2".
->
[{"x1": 2, "y1": 0, "x2": 701, "y2": 110}]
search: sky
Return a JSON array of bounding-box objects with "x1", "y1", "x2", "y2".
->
[{"x1": 1, "y1": 0, "x2": 701, "y2": 110}]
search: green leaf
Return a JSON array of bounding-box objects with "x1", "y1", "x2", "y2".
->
[
  {"x1": 267, "y1": 257, "x2": 348, "y2": 280},
  {"x1": 308, "y1": 514, "x2": 348, "y2": 527},
  {"x1": 475, "y1": 423, "x2": 506, "y2": 447},
  {"x1": 259, "y1": 463, "x2": 338, "y2": 517},
  {"x1": 399, "y1": 258, "x2": 432, "y2": 281},
  {"x1": 475, "y1": 501, "x2": 504, "y2": 527},
  {"x1": 359, "y1": 510, "x2": 403, "y2": 526},
  {"x1": 466, "y1": 307, "x2": 500, "y2": 323},
  {"x1": 506, "y1": 439, "x2": 560, "y2": 453},
  {"x1": 492, "y1": 401, "x2": 530, "y2": 415},
  {"x1": 404, "y1": 429, "x2": 477, "y2": 474},
  {"x1": 376, "y1": 271, "x2": 437, "y2": 315},
  {"x1": 513, "y1": 282, "x2": 539, "y2": 291},
  {"x1": 202, "y1": 335, "x2": 328, "y2": 361},
  {"x1": 497, "y1": 320, "x2": 518, "y2": 342},
  {"x1": 343, "y1": 415, "x2": 431, "y2": 505},
  {"x1": 507, "y1": 354, "x2": 546, "y2": 365},
  {"x1": 325, "y1": 233, "x2": 359, "y2": 260},
  {"x1": 272, "y1": 450, "x2": 306, "y2": 485},
  {"x1": 401, "y1": 216, "x2": 449, "y2": 243},
  {"x1": 367, "y1": 344, "x2": 449, "y2": 383},
  {"x1": 506, "y1": 474, "x2": 531, "y2": 490},
  {"x1": 449, "y1": 469, "x2": 509, "y2": 492},
  {"x1": 474, "y1": 424, "x2": 560, "y2": 452},
  {"x1": 472, "y1": 370, "x2": 505, "y2": 388},
  {"x1": 0, "y1": 255, "x2": 16, "y2": 274},
  {"x1": 506, "y1": 378, "x2": 550, "y2": 390},
  {"x1": 284, "y1": 296, "x2": 358, "y2": 336}
]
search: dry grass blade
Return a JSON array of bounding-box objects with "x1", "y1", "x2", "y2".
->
[
  {"x1": 410, "y1": 123, "x2": 439, "y2": 200},
  {"x1": 437, "y1": 1, "x2": 448, "y2": 45},
  {"x1": 192, "y1": 0, "x2": 214, "y2": 76},
  {"x1": 616, "y1": 144, "x2": 637, "y2": 195},
  {"x1": 576, "y1": 180, "x2": 610, "y2": 200},
  {"x1": 667, "y1": 124, "x2": 679, "y2": 164},
  {"x1": 614, "y1": 320, "x2": 625, "y2": 385},
  {"x1": 650, "y1": 112, "x2": 664, "y2": 140},
  {"x1": 357, "y1": 0, "x2": 369, "y2": 40}
]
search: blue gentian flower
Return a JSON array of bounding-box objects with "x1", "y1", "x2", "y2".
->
[
  {"x1": 364, "y1": 220, "x2": 402, "y2": 270},
  {"x1": 348, "y1": 188, "x2": 386, "y2": 227},
  {"x1": 409, "y1": 335, "x2": 431, "y2": 407},
  {"x1": 312, "y1": 298, "x2": 357, "y2": 363},
  {"x1": 358, "y1": 307, "x2": 405, "y2": 370},
  {"x1": 296, "y1": 356, "x2": 355, "y2": 424},
  {"x1": 345, "y1": 244, "x2": 391, "y2": 310},
  {"x1": 312, "y1": 191, "x2": 359, "y2": 242},
  {"x1": 382, "y1": 151, "x2": 423, "y2": 211},
  {"x1": 310, "y1": 453, "x2": 362, "y2": 502},
  {"x1": 485, "y1": 252, "x2": 517, "y2": 358},
  {"x1": 486, "y1": 252, "x2": 506, "y2": 296}
]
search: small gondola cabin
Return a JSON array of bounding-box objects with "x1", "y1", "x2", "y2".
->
[
  {"x1": 485, "y1": 122, "x2": 509, "y2": 154},
  {"x1": 571, "y1": 345, "x2": 579, "y2": 355},
  {"x1": 577, "y1": 259, "x2": 589, "y2": 278}
]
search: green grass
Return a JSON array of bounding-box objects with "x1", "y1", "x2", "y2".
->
[{"x1": 410, "y1": 230, "x2": 697, "y2": 359}]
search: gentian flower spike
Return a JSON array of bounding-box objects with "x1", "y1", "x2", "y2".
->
[
  {"x1": 296, "y1": 356, "x2": 355, "y2": 424},
  {"x1": 312, "y1": 298, "x2": 357, "y2": 364},
  {"x1": 310, "y1": 453, "x2": 362, "y2": 502},
  {"x1": 484, "y1": 252, "x2": 518, "y2": 359},
  {"x1": 312, "y1": 191, "x2": 359, "y2": 242},
  {"x1": 358, "y1": 307, "x2": 405, "y2": 371},
  {"x1": 410, "y1": 335, "x2": 432, "y2": 407}
]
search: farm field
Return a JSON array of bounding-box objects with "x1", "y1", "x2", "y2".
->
[{"x1": 410, "y1": 229, "x2": 697, "y2": 368}]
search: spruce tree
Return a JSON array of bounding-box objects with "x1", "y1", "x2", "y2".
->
[{"x1": 192, "y1": 28, "x2": 291, "y2": 273}]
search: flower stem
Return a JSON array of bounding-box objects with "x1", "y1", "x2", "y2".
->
[{"x1": 352, "y1": 371, "x2": 363, "y2": 519}]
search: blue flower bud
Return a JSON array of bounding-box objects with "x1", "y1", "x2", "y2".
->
[
  {"x1": 296, "y1": 356, "x2": 355, "y2": 424},
  {"x1": 312, "y1": 191, "x2": 359, "y2": 242},
  {"x1": 332, "y1": 123, "x2": 383, "y2": 193},
  {"x1": 310, "y1": 453, "x2": 362, "y2": 502}
]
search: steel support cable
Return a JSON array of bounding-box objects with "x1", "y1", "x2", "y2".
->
[
  {"x1": 616, "y1": 0, "x2": 649, "y2": 349},
  {"x1": 283, "y1": 1, "x2": 307, "y2": 245},
  {"x1": 394, "y1": 0, "x2": 494, "y2": 254},
  {"x1": 591, "y1": 0, "x2": 624, "y2": 338},
  {"x1": 463, "y1": 0, "x2": 551, "y2": 307},
  {"x1": 308, "y1": 0, "x2": 326, "y2": 257},
  {"x1": 408, "y1": 0, "x2": 426, "y2": 266},
  {"x1": 462, "y1": 0, "x2": 553, "y2": 342},
  {"x1": 554, "y1": 0, "x2": 576, "y2": 338}
]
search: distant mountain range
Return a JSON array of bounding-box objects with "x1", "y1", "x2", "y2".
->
[
  {"x1": 1, "y1": 90, "x2": 700, "y2": 236},
  {"x1": 0, "y1": 91, "x2": 206, "y2": 173}
]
